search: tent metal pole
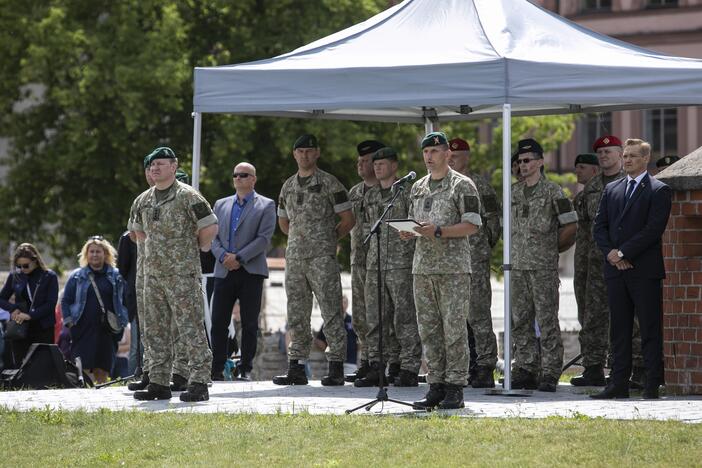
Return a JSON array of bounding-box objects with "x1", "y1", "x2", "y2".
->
[
  {"x1": 424, "y1": 118, "x2": 434, "y2": 134},
  {"x1": 502, "y1": 103, "x2": 512, "y2": 392},
  {"x1": 192, "y1": 111, "x2": 202, "y2": 190}
]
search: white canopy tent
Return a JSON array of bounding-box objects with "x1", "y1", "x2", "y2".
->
[{"x1": 192, "y1": 0, "x2": 702, "y2": 390}]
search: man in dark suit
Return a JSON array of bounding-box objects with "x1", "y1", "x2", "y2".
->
[
  {"x1": 210, "y1": 162, "x2": 276, "y2": 381},
  {"x1": 592, "y1": 138, "x2": 672, "y2": 400}
]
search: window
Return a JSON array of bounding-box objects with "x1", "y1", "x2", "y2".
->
[
  {"x1": 646, "y1": 0, "x2": 679, "y2": 8},
  {"x1": 644, "y1": 108, "x2": 678, "y2": 160},
  {"x1": 580, "y1": 0, "x2": 612, "y2": 13},
  {"x1": 578, "y1": 112, "x2": 612, "y2": 153}
]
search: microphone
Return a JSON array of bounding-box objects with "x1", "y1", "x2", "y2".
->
[{"x1": 392, "y1": 171, "x2": 416, "y2": 187}]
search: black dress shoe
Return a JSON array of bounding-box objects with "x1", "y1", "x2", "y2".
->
[
  {"x1": 642, "y1": 386, "x2": 659, "y2": 399},
  {"x1": 590, "y1": 385, "x2": 629, "y2": 400}
]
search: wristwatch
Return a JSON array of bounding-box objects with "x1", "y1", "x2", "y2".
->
[
  {"x1": 434, "y1": 226, "x2": 442, "y2": 238},
  {"x1": 617, "y1": 250, "x2": 624, "y2": 259}
]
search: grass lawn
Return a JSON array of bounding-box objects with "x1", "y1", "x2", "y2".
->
[{"x1": 0, "y1": 409, "x2": 700, "y2": 466}]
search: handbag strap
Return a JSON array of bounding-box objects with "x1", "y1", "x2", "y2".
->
[{"x1": 87, "y1": 272, "x2": 109, "y2": 316}]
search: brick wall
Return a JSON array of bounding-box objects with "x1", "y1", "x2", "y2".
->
[{"x1": 662, "y1": 189, "x2": 702, "y2": 395}]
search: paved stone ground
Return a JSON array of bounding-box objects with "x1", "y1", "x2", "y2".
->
[{"x1": 1, "y1": 381, "x2": 700, "y2": 423}]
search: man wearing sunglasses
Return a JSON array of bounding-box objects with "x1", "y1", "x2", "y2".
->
[
  {"x1": 209, "y1": 162, "x2": 276, "y2": 382},
  {"x1": 510, "y1": 138, "x2": 578, "y2": 392}
]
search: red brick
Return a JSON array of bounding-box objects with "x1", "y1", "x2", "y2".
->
[
  {"x1": 680, "y1": 272, "x2": 692, "y2": 285},
  {"x1": 677, "y1": 343, "x2": 692, "y2": 355},
  {"x1": 665, "y1": 370, "x2": 679, "y2": 383},
  {"x1": 691, "y1": 372, "x2": 702, "y2": 385},
  {"x1": 689, "y1": 315, "x2": 702, "y2": 328},
  {"x1": 677, "y1": 259, "x2": 702, "y2": 271},
  {"x1": 691, "y1": 343, "x2": 702, "y2": 356},
  {"x1": 686, "y1": 286, "x2": 701, "y2": 300},
  {"x1": 693, "y1": 272, "x2": 702, "y2": 285},
  {"x1": 690, "y1": 191, "x2": 702, "y2": 201},
  {"x1": 682, "y1": 204, "x2": 699, "y2": 216},
  {"x1": 671, "y1": 203, "x2": 681, "y2": 216},
  {"x1": 676, "y1": 216, "x2": 702, "y2": 230},
  {"x1": 664, "y1": 329, "x2": 674, "y2": 342},
  {"x1": 680, "y1": 244, "x2": 702, "y2": 257},
  {"x1": 683, "y1": 329, "x2": 696, "y2": 341}
]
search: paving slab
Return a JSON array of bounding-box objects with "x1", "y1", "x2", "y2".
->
[{"x1": 1, "y1": 381, "x2": 700, "y2": 423}]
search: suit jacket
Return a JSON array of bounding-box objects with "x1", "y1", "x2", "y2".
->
[
  {"x1": 211, "y1": 191, "x2": 276, "y2": 278},
  {"x1": 593, "y1": 173, "x2": 672, "y2": 279}
]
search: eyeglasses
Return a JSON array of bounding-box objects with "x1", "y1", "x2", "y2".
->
[
  {"x1": 89, "y1": 235, "x2": 104, "y2": 241},
  {"x1": 232, "y1": 173, "x2": 252, "y2": 179},
  {"x1": 518, "y1": 158, "x2": 538, "y2": 165},
  {"x1": 16, "y1": 262, "x2": 33, "y2": 270}
]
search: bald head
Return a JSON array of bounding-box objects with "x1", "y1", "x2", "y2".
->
[{"x1": 232, "y1": 162, "x2": 257, "y2": 196}]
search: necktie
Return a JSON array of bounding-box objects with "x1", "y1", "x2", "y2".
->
[{"x1": 625, "y1": 179, "x2": 636, "y2": 202}]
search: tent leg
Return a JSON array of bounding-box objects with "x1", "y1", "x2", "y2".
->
[
  {"x1": 192, "y1": 112, "x2": 202, "y2": 190},
  {"x1": 424, "y1": 118, "x2": 434, "y2": 134}
]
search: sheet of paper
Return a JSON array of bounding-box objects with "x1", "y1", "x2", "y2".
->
[{"x1": 385, "y1": 218, "x2": 422, "y2": 236}]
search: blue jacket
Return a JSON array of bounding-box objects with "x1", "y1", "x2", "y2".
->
[
  {"x1": 0, "y1": 269, "x2": 58, "y2": 330},
  {"x1": 61, "y1": 266, "x2": 129, "y2": 328}
]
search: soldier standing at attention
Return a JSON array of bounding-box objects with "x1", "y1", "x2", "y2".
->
[
  {"x1": 510, "y1": 139, "x2": 578, "y2": 392},
  {"x1": 447, "y1": 138, "x2": 501, "y2": 388},
  {"x1": 354, "y1": 147, "x2": 421, "y2": 388},
  {"x1": 345, "y1": 140, "x2": 384, "y2": 383},
  {"x1": 129, "y1": 147, "x2": 218, "y2": 401},
  {"x1": 401, "y1": 132, "x2": 482, "y2": 410},
  {"x1": 273, "y1": 134, "x2": 355, "y2": 386}
]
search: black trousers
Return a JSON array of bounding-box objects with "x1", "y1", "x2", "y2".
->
[
  {"x1": 606, "y1": 274, "x2": 664, "y2": 389},
  {"x1": 210, "y1": 268, "x2": 264, "y2": 374}
]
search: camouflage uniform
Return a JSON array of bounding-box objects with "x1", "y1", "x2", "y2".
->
[
  {"x1": 464, "y1": 173, "x2": 501, "y2": 370},
  {"x1": 278, "y1": 169, "x2": 350, "y2": 362},
  {"x1": 364, "y1": 185, "x2": 421, "y2": 373},
  {"x1": 349, "y1": 181, "x2": 372, "y2": 363},
  {"x1": 409, "y1": 169, "x2": 482, "y2": 385},
  {"x1": 129, "y1": 181, "x2": 217, "y2": 387},
  {"x1": 511, "y1": 176, "x2": 578, "y2": 380}
]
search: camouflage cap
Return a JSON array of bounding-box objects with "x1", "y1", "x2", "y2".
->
[
  {"x1": 574, "y1": 153, "x2": 599, "y2": 166},
  {"x1": 357, "y1": 140, "x2": 385, "y2": 156},
  {"x1": 656, "y1": 155, "x2": 680, "y2": 168},
  {"x1": 148, "y1": 146, "x2": 177, "y2": 163},
  {"x1": 421, "y1": 131, "x2": 449, "y2": 149},
  {"x1": 293, "y1": 134, "x2": 318, "y2": 150},
  {"x1": 372, "y1": 147, "x2": 398, "y2": 161},
  {"x1": 175, "y1": 168, "x2": 190, "y2": 185}
]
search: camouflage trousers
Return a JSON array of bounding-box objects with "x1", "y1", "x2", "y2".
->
[
  {"x1": 351, "y1": 264, "x2": 369, "y2": 362},
  {"x1": 137, "y1": 273, "x2": 188, "y2": 377},
  {"x1": 414, "y1": 274, "x2": 470, "y2": 386},
  {"x1": 468, "y1": 260, "x2": 498, "y2": 369},
  {"x1": 365, "y1": 268, "x2": 421, "y2": 373},
  {"x1": 285, "y1": 256, "x2": 346, "y2": 362},
  {"x1": 143, "y1": 274, "x2": 212, "y2": 386},
  {"x1": 574, "y1": 248, "x2": 611, "y2": 368},
  {"x1": 511, "y1": 269, "x2": 563, "y2": 380}
]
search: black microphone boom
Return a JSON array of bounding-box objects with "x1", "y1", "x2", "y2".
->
[{"x1": 392, "y1": 171, "x2": 417, "y2": 187}]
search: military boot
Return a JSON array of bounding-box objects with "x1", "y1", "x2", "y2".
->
[
  {"x1": 538, "y1": 375, "x2": 559, "y2": 392},
  {"x1": 570, "y1": 365, "x2": 606, "y2": 387},
  {"x1": 133, "y1": 382, "x2": 172, "y2": 401},
  {"x1": 179, "y1": 382, "x2": 209, "y2": 402},
  {"x1": 127, "y1": 371, "x2": 149, "y2": 391},
  {"x1": 413, "y1": 383, "x2": 446, "y2": 410},
  {"x1": 394, "y1": 369, "x2": 419, "y2": 387},
  {"x1": 438, "y1": 384, "x2": 465, "y2": 410},
  {"x1": 354, "y1": 361, "x2": 383, "y2": 388},
  {"x1": 170, "y1": 373, "x2": 188, "y2": 392},
  {"x1": 345, "y1": 360, "x2": 370, "y2": 383},
  {"x1": 321, "y1": 361, "x2": 345, "y2": 386},
  {"x1": 471, "y1": 366, "x2": 495, "y2": 389},
  {"x1": 511, "y1": 368, "x2": 539, "y2": 390},
  {"x1": 387, "y1": 362, "x2": 401, "y2": 385},
  {"x1": 272, "y1": 360, "x2": 308, "y2": 386}
]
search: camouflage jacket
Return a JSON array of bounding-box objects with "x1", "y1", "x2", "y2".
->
[
  {"x1": 349, "y1": 181, "x2": 374, "y2": 266},
  {"x1": 409, "y1": 169, "x2": 482, "y2": 275},
  {"x1": 578, "y1": 169, "x2": 625, "y2": 257},
  {"x1": 463, "y1": 172, "x2": 501, "y2": 263},
  {"x1": 511, "y1": 176, "x2": 578, "y2": 270},
  {"x1": 129, "y1": 181, "x2": 218, "y2": 277},
  {"x1": 364, "y1": 185, "x2": 415, "y2": 271},
  {"x1": 278, "y1": 168, "x2": 351, "y2": 260}
]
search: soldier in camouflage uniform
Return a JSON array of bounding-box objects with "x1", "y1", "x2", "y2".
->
[
  {"x1": 273, "y1": 134, "x2": 355, "y2": 386},
  {"x1": 354, "y1": 147, "x2": 421, "y2": 388},
  {"x1": 345, "y1": 140, "x2": 384, "y2": 383},
  {"x1": 129, "y1": 147, "x2": 218, "y2": 402},
  {"x1": 402, "y1": 132, "x2": 482, "y2": 410},
  {"x1": 448, "y1": 138, "x2": 501, "y2": 388},
  {"x1": 511, "y1": 139, "x2": 578, "y2": 392}
]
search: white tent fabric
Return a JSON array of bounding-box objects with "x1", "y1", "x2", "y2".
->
[{"x1": 193, "y1": 0, "x2": 702, "y2": 122}]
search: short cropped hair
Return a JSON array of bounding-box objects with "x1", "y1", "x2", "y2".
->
[{"x1": 624, "y1": 138, "x2": 651, "y2": 157}]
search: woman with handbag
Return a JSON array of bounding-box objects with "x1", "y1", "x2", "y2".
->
[
  {"x1": 0, "y1": 243, "x2": 59, "y2": 368},
  {"x1": 61, "y1": 236, "x2": 128, "y2": 383}
]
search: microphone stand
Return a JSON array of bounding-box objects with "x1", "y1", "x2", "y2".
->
[{"x1": 346, "y1": 183, "x2": 420, "y2": 414}]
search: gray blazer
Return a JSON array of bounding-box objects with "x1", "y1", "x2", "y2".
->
[{"x1": 211, "y1": 191, "x2": 276, "y2": 278}]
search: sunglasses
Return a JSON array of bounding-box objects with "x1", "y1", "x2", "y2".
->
[
  {"x1": 89, "y1": 235, "x2": 105, "y2": 241},
  {"x1": 16, "y1": 262, "x2": 33, "y2": 270},
  {"x1": 518, "y1": 158, "x2": 539, "y2": 165},
  {"x1": 232, "y1": 173, "x2": 252, "y2": 179}
]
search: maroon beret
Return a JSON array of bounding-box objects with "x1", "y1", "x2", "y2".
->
[
  {"x1": 592, "y1": 135, "x2": 622, "y2": 151},
  {"x1": 449, "y1": 138, "x2": 470, "y2": 152}
]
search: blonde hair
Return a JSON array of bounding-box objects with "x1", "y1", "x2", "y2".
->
[
  {"x1": 624, "y1": 138, "x2": 652, "y2": 157},
  {"x1": 13, "y1": 243, "x2": 48, "y2": 271},
  {"x1": 78, "y1": 236, "x2": 117, "y2": 268}
]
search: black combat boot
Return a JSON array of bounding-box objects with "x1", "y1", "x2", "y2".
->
[
  {"x1": 179, "y1": 382, "x2": 209, "y2": 402},
  {"x1": 170, "y1": 373, "x2": 188, "y2": 392},
  {"x1": 538, "y1": 375, "x2": 559, "y2": 392},
  {"x1": 272, "y1": 360, "x2": 308, "y2": 386},
  {"x1": 127, "y1": 371, "x2": 149, "y2": 391},
  {"x1": 394, "y1": 369, "x2": 419, "y2": 387},
  {"x1": 354, "y1": 361, "x2": 383, "y2": 387},
  {"x1": 471, "y1": 366, "x2": 495, "y2": 389},
  {"x1": 387, "y1": 362, "x2": 401, "y2": 385},
  {"x1": 345, "y1": 360, "x2": 370, "y2": 382},
  {"x1": 413, "y1": 383, "x2": 446, "y2": 410},
  {"x1": 511, "y1": 368, "x2": 539, "y2": 390},
  {"x1": 321, "y1": 361, "x2": 345, "y2": 386},
  {"x1": 570, "y1": 365, "x2": 606, "y2": 387},
  {"x1": 133, "y1": 382, "x2": 172, "y2": 401},
  {"x1": 438, "y1": 384, "x2": 465, "y2": 409}
]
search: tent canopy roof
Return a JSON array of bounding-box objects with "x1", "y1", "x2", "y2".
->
[{"x1": 193, "y1": 0, "x2": 702, "y2": 122}]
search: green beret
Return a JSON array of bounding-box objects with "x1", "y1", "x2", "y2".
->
[
  {"x1": 148, "y1": 146, "x2": 176, "y2": 163},
  {"x1": 656, "y1": 155, "x2": 680, "y2": 168},
  {"x1": 143, "y1": 154, "x2": 152, "y2": 169},
  {"x1": 373, "y1": 147, "x2": 398, "y2": 161},
  {"x1": 293, "y1": 134, "x2": 318, "y2": 150},
  {"x1": 575, "y1": 153, "x2": 599, "y2": 166},
  {"x1": 421, "y1": 132, "x2": 449, "y2": 149},
  {"x1": 175, "y1": 168, "x2": 190, "y2": 185}
]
